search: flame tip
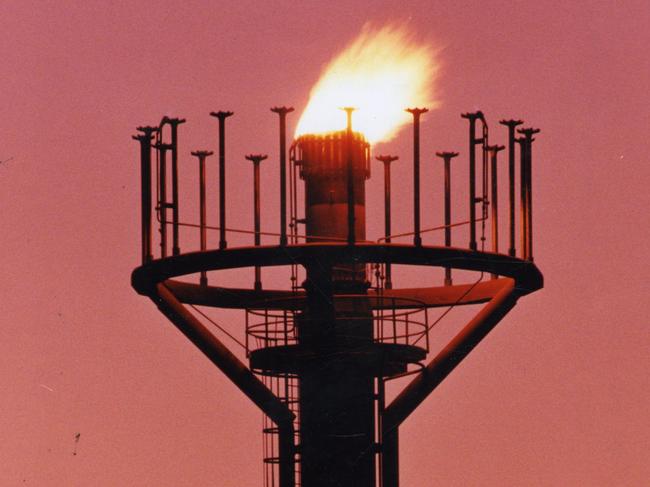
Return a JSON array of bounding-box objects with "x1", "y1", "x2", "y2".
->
[{"x1": 295, "y1": 23, "x2": 439, "y2": 145}]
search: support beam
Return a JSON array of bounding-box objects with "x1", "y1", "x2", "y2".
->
[
  {"x1": 383, "y1": 279, "x2": 519, "y2": 430},
  {"x1": 381, "y1": 427, "x2": 399, "y2": 487},
  {"x1": 152, "y1": 282, "x2": 295, "y2": 487}
]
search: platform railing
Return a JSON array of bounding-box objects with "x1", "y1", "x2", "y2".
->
[
  {"x1": 134, "y1": 112, "x2": 539, "y2": 273},
  {"x1": 245, "y1": 295, "x2": 429, "y2": 356}
]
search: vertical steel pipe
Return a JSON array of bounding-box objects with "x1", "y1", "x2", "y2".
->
[
  {"x1": 155, "y1": 142, "x2": 172, "y2": 258},
  {"x1": 271, "y1": 106, "x2": 294, "y2": 246},
  {"x1": 516, "y1": 137, "x2": 528, "y2": 259},
  {"x1": 461, "y1": 112, "x2": 483, "y2": 251},
  {"x1": 527, "y1": 139, "x2": 532, "y2": 262},
  {"x1": 135, "y1": 126, "x2": 157, "y2": 263},
  {"x1": 406, "y1": 108, "x2": 428, "y2": 246},
  {"x1": 488, "y1": 145, "x2": 505, "y2": 254},
  {"x1": 488, "y1": 145, "x2": 505, "y2": 279},
  {"x1": 376, "y1": 155, "x2": 398, "y2": 289},
  {"x1": 163, "y1": 117, "x2": 186, "y2": 256},
  {"x1": 527, "y1": 130, "x2": 538, "y2": 262},
  {"x1": 381, "y1": 427, "x2": 399, "y2": 487},
  {"x1": 499, "y1": 119, "x2": 523, "y2": 256},
  {"x1": 192, "y1": 150, "x2": 213, "y2": 286},
  {"x1": 480, "y1": 115, "x2": 489, "y2": 250},
  {"x1": 436, "y1": 151, "x2": 459, "y2": 285},
  {"x1": 518, "y1": 127, "x2": 540, "y2": 261},
  {"x1": 278, "y1": 422, "x2": 296, "y2": 487},
  {"x1": 246, "y1": 154, "x2": 268, "y2": 290},
  {"x1": 210, "y1": 111, "x2": 234, "y2": 249},
  {"x1": 344, "y1": 107, "x2": 356, "y2": 245}
]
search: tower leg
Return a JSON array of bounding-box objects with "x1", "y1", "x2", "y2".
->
[
  {"x1": 299, "y1": 268, "x2": 376, "y2": 487},
  {"x1": 381, "y1": 427, "x2": 399, "y2": 487},
  {"x1": 300, "y1": 358, "x2": 375, "y2": 486}
]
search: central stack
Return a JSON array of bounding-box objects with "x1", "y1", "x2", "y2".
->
[{"x1": 296, "y1": 130, "x2": 374, "y2": 486}]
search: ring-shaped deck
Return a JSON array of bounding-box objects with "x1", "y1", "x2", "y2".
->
[{"x1": 132, "y1": 242, "x2": 543, "y2": 308}]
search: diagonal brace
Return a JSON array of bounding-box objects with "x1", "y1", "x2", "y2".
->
[
  {"x1": 152, "y1": 282, "x2": 295, "y2": 487},
  {"x1": 381, "y1": 278, "x2": 520, "y2": 487}
]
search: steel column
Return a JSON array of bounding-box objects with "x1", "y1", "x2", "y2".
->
[
  {"x1": 376, "y1": 155, "x2": 398, "y2": 288},
  {"x1": 499, "y1": 120, "x2": 523, "y2": 256},
  {"x1": 246, "y1": 154, "x2": 268, "y2": 290},
  {"x1": 192, "y1": 150, "x2": 213, "y2": 286},
  {"x1": 134, "y1": 126, "x2": 157, "y2": 263},
  {"x1": 343, "y1": 107, "x2": 357, "y2": 245},
  {"x1": 436, "y1": 151, "x2": 459, "y2": 285},
  {"x1": 406, "y1": 108, "x2": 428, "y2": 246},
  {"x1": 210, "y1": 111, "x2": 234, "y2": 249},
  {"x1": 155, "y1": 142, "x2": 172, "y2": 258},
  {"x1": 516, "y1": 137, "x2": 528, "y2": 259},
  {"x1": 480, "y1": 115, "x2": 489, "y2": 249},
  {"x1": 381, "y1": 427, "x2": 399, "y2": 487},
  {"x1": 489, "y1": 145, "x2": 505, "y2": 250},
  {"x1": 271, "y1": 106, "x2": 294, "y2": 246},
  {"x1": 164, "y1": 117, "x2": 186, "y2": 255},
  {"x1": 518, "y1": 128, "x2": 539, "y2": 262},
  {"x1": 488, "y1": 145, "x2": 505, "y2": 279},
  {"x1": 461, "y1": 112, "x2": 483, "y2": 251}
]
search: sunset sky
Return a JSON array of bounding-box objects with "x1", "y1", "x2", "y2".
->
[{"x1": 1, "y1": 1, "x2": 648, "y2": 486}]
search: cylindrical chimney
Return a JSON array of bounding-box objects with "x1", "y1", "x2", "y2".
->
[
  {"x1": 295, "y1": 129, "x2": 374, "y2": 487},
  {"x1": 296, "y1": 130, "x2": 370, "y2": 284}
]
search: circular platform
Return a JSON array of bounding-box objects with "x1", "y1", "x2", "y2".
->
[
  {"x1": 249, "y1": 342, "x2": 427, "y2": 378},
  {"x1": 132, "y1": 242, "x2": 543, "y2": 301}
]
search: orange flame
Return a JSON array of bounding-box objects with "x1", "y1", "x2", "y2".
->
[{"x1": 295, "y1": 23, "x2": 439, "y2": 145}]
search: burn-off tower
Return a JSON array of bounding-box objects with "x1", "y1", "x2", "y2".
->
[{"x1": 131, "y1": 109, "x2": 543, "y2": 487}]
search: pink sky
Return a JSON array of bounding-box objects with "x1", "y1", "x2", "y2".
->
[{"x1": 1, "y1": 1, "x2": 648, "y2": 485}]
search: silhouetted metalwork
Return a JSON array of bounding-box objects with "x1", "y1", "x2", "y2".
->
[
  {"x1": 461, "y1": 111, "x2": 486, "y2": 251},
  {"x1": 406, "y1": 108, "x2": 428, "y2": 246},
  {"x1": 518, "y1": 127, "x2": 539, "y2": 261},
  {"x1": 499, "y1": 119, "x2": 523, "y2": 257},
  {"x1": 488, "y1": 145, "x2": 505, "y2": 279},
  {"x1": 134, "y1": 126, "x2": 158, "y2": 263},
  {"x1": 210, "y1": 111, "x2": 234, "y2": 249},
  {"x1": 132, "y1": 108, "x2": 543, "y2": 487},
  {"x1": 376, "y1": 154, "x2": 399, "y2": 288},
  {"x1": 343, "y1": 107, "x2": 357, "y2": 245},
  {"x1": 154, "y1": 142, "x2": 173, "y2": 257},
  {"x1": 192, "y1": 150, "x2": 213, "y2": 286},
  {"x1": 271, "y1": 107, "x2": 294, "y2": 246},
  {"x1": 162, "y1": 117, "x2": 186, "y2": 255},
  {"x1": 436, "y1": 151, "x2": 459, "y2": 285},
  {"x1": 246, "y1": 154, "x2": 268, "y2": 290},
  {"x1": 488, "y1": 145, "x2": 505, "y2": 250}
]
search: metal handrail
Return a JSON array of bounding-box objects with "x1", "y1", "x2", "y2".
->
[{"x1": 245, "y1": 294, "x2": 429, "y2": 355}]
